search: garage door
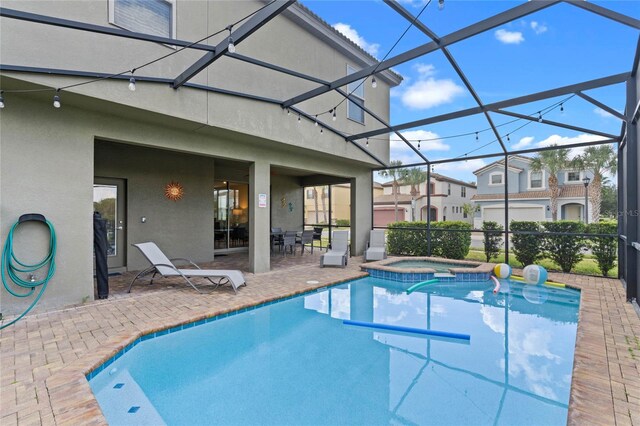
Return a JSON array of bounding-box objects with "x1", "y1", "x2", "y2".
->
[
  {"x1": 483, "y1": 206, "x2": 545, "y2": 226},
  {"x1": 374, "y1": 208, "x2": 405, "y2": 227}
]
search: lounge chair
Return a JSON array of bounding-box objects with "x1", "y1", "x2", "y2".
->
[
  {"x1": 128, "y1": 242, "x2": 246, "y2": 294},
  {"x1": 320, "y1": 230, "x2": 349, "y2": 268},
  {"x1": 365, "y1": 230, "x2": 387, "y2": 262}
]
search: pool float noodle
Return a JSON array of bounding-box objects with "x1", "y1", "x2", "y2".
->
[
  {"x1": 510, "y1": 275, "x2": 566, "y2": 288},
  {"x1": 491, "y1": 276, "x2": 501, "y2": 294},
  {"x1": 343, "y1": 319, "x2": 470, "y2": 341},
  {"x1": 406, "y1": 279, "x2": 439, "y2": 294}
]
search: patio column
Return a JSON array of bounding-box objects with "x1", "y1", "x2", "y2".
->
[
  {"x1": 249, "y1": 160, "x2": 270, "y2": 273},
  {"x1": 351, "y1": 172, "x2": 373, "y2": 256}
]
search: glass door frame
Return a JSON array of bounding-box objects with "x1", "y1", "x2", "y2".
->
[{"x1": 214, "y1": 180, "x2": 249, "y2": 253}]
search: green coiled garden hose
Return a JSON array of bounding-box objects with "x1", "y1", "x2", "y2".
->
[{"x1": 1, "y1": 215, "x2": 56, "y2": 330}]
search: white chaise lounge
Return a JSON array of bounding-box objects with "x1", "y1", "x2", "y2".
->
[
  {"x1": 320, "y1": 230, "x2": 349, "y2": 268},
  {"x1": 128, "y1": 242, "x2": 246, "y2": 294},
  {"x1": 365, "y1": 229, "x2": 387, "y2": 262}
]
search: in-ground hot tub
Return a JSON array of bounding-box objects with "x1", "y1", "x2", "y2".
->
[{"x1": 361, "y1": 257, "x2": 495, "y2": 282}]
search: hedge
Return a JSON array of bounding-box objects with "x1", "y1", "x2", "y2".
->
[
  {"x1": 387, "y1": 221, "x2": 471, "y2": 259},
  {"x1": 482, "y1": 221, "x2": 503, "y2": 262},
  {"x1": 586, "y1": 220, "x2": 618, "y2": 277},
  {"x1": 510, "y1": 221, "x2": 543, "y2": 267},
  {"x1": 541, "y1": 221, "x2": 586, "y2": 273}
]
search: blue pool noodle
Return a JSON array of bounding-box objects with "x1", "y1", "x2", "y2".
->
[{"x1": 343, "y1": 319, "x2": 470, "y2": 341}]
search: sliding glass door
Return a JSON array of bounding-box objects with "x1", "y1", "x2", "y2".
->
[{"x1": 214, "y1": 181, "x2": 249, "y2": 252}]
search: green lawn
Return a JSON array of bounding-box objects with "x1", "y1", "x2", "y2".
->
[{"x1": 465, "y1": 249, "x2": 618, "y2": 278}]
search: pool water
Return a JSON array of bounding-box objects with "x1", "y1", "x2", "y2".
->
[
  {"x1": 388, "y1": 259, "x2": 480, "y2": 273},
  {"x1": 89, "y1": 277, "x2": 580, "y2": 425}
]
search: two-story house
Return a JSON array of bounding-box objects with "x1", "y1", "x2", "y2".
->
[
  {"x1": 472, "y1": 155, "x2": 593, "y2": 229},
  {"x1": 0, "y1": 0, "x2": 401, "y2": 313},
  {"x1": 373, "y1": 173, "x2": 477, "y2": 226}
]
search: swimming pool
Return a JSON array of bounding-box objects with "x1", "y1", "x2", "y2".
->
[{"x1": 89, "y1": 277, "x2": 580, "y2": 425}]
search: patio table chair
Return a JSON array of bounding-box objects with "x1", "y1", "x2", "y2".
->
[
  {"x1": 312, "y1": 227, "x2": 324, "y2": 251},
  {"x1": 320, "y1": 230, "x2": 349, "y2": 268},
  {"x1": 365, "y1": 229, "x2": 387, "y2": 262},
  {"x1": 297, "y1": 229, "x2": 314, "y2": 255},
  {"x1": 271, "y1": 227, "x2": 284, "y2": 253},
  {"x1": 282, "y1": 231, "x2": 298, "y2": 256},
  {"x1": 128, "y1": 242, "x2": 246, "y2": 294}
]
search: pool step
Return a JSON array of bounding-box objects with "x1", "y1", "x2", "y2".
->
[{"x1": 434, "y1": 273, "x2": 455, "y2": 279}]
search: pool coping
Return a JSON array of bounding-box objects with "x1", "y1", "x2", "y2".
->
[
  {"x1": 361, "y1": 256, "x2": 495, "y2": 275},
  {"x1": 40, "y1": 266, "x2": 638, "y2": 425}
]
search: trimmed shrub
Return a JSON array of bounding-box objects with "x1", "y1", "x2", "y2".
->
[
  {"x1": 541, "y1": 221, "x2": 586, "y2": 273},
  {"x1": 387, "y1": 222, "x2": 428, "y2": 256},
  {"x1": 386, "y1": 221, "x2": 471, "y2": 259},
  {"x1": 431, "y1": 221, "x2": 472, "y2": 260},
  {"x1": 587, "y1": 220, "x2": 618, "y2": 277},
  {"x1": 335, "y1": 219, "x2": 350, "y2": 227},
  {"x1": 510, "y1": 221, "x2": 543, "y2": 267},
  {"x1": 482, "y1": 221, "x2": 503, "y2": 262}
]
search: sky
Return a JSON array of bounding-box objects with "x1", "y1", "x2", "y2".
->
[{"x1": 299, "y1": 0, "x2": 638, "y2": 182}]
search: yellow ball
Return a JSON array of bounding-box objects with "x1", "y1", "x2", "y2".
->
[{"x1": 493, "y1": 263, "x2": 512, "y2": 279}]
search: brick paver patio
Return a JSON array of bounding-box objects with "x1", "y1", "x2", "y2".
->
[{"x1": 1, "y1": 252, "x2": 639, "y2": 425}]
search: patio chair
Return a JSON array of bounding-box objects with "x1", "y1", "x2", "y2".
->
[
  {"x1": 320, "y1": 230, "x2": 349, "y2": 268},
  {"x1": 282, "y1": 231, "x2": 298, "y2": 256},
  {"x1": 365, "y1": 230, "x2": 387, "y2": 262},
  {"x1": 297, "y1": 230, "x2": 314, "y2": 255},
  {"x1": 128, "y1": 242, "x2": 246, "y2": 294},
  {"x1": 313, "y1": 227, "x2": 324, "y2": 251},
  {"x1": 271, "y1": 227, "x2": 284, "y2": 253}
]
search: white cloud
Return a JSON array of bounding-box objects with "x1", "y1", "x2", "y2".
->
[
  {"x1": 391, "y1": 130, "x2": 449, "y2": 152},
  {"x1": 533, "y1": 133, "x2": 610, "y2": 158},
  {"x1": 414, "y1": 63, "x2": 436, "y2": 77},
  {"x1": 593, "y1": 108, "x2": 615, "y2": 119},
  {"x1": 401, "y1": 78, "x2": 465, "y2": 109},
  {"x1": 512, "y1": 136, "x2": 535, "y2": 150},
  {"x1": 530, "y1": 21, "x2": 548, "y2": 34},
  {"x1": 495, "y1": 29, "x2": 525, "y2": 44},
  {"x1": 333, "y1": 23, "x2": 380, "y2": 57}
]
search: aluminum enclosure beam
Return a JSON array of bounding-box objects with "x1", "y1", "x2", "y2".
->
[
  {"x1": 0, "y1": 7, "x2": 215, "y2": 52},
  {"x1": 384, "y1": 0, "x2": 507, "y2": 153},
  {"x1": 575, "y1": 92, "x2": 626, "y2": 121},
  {"x1": 565, "y1": 0, "x2": 640, "y2": 30},
  {"x1": 347, "y1": 72, "x2": 629, "y2": 141},
  {"x1": 172, "y1": 0, "x2": 295, "y2": 89},
  {"x1": 225, "y1": 53, "x2": 429, "y2": 163},
  {"x1": 494, "y1": 109, "x2": 620, "y2": 139},
  {"x1": 282, "y1": 0, "x2": 560, "y2": 108}
]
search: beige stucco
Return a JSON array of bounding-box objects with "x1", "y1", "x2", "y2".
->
[{"x1": 0, "y1": 0, "x2": 397, "y2": 314}]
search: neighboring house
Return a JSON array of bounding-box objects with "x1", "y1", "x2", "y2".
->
[
  {"x1": 472, "y1": 155, "x2": 593, "y2": 228},
  {"x1": 0, "y1": 0, "x2": 401, "y2": 313},
  {"x1": 373, "y1": 173, "x2": 477, "y2": 226}
]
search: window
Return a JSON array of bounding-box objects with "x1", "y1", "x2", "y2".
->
[
  {"x1": 530, "y1": 171, "x2": 543, "y2": 189},
  {"x1": 306, "y1": 189, "x2": 315, "y2": 199},
  {"x1": 489, "y1": 172, "x2": 504, "y2": 185},
  {"x1": 463, "y1": 209, "x2": 468, "y2": 219},
  {"x1": 110, "y1": 0, "x2": 175, "y2": 38},
  {"x1": 346, "y1": 65, "x2": 365, "y2": 124},
  {"x1": 461, "y1": 186, "x2": 466, "y2": 198},
  {"x1": 566, "y1": 171, "x2": 581, "y2": 182},
  {"x1": 447, "y1": 184, "x2": 451, "y2": 195}
]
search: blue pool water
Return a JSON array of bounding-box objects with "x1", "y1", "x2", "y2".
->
[{"x1": 89, "y1": 277, "x2": 580, "y2": 425}]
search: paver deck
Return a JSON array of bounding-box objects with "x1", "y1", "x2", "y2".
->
[{"x1": 1, "y1": 253, "x2": 639, "y2": 425}]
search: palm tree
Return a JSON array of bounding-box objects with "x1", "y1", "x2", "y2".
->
[
  {"x1": 573, "y1": 145, "x2": 617, "y2": 222},
  {"x1": 531, "y1": 147, "x2": 571, "y2": 221},
  {"x1": 379, "y1": 160, "x2": 408, "y2": 222},
  {"x1": 404, "y1": 167, "x2": 427, "y2": 221},
  {"x1": 405, "y1": 167, "x2": 428, "y2": 197}
]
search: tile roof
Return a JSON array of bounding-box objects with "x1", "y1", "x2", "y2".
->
[
  {"x1": 471, "y1": 185, "x2": 586, "y2": 200},
  {"x1": 373, "y1": 194, "x2": 413, "y2": 204}
]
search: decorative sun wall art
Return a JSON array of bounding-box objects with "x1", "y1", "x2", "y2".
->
[{"x1": 164, "y1": 181, "x2": 184, "y2": 201}]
